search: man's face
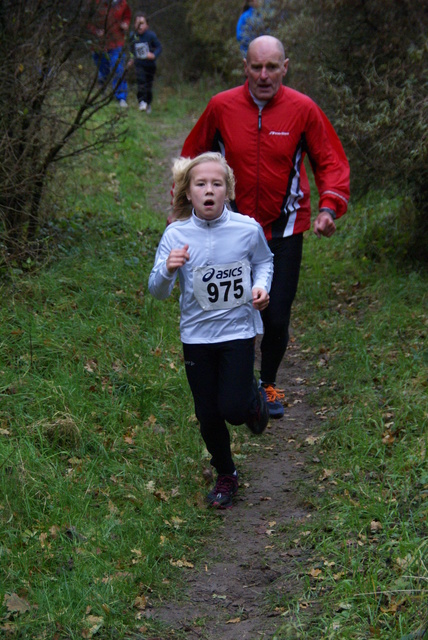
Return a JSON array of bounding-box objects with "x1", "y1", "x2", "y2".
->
[{"x1": 244, "y1": 40, "x2": 288, "y2": 102}]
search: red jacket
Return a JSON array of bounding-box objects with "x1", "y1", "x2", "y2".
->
[
  {"x1": 87, "y1": 0, "x2": 131, "y2": 51},
  {"x1": 181, "y1": 82, "x2": 350, "y2": 240}
]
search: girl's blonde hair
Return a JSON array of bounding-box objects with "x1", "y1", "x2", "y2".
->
[{"x1": 172, "y1": 152, "x2": 236, "y2": 220}]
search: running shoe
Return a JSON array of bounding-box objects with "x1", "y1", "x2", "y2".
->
[
  {"x1": 246, "y1": 377, "x2": 269, "y2": 434},
  {"x1": 260, "y1": 383, "x2": 285, "y2": 419},
  {"x1": 206, "y1": 473, "x2": 238, "y2": 509}
]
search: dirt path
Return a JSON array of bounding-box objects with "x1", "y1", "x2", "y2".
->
[
  {"x1": 148, "y1": 340, "x2": 322, "y2": 639},
  {"x1": 143, "y1": 117, "x2": 324, "y2": 639}
]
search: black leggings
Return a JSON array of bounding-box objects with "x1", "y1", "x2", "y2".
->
[
  {"x1": 260, "y1": 233, "x2": 303, "y2": 384},
  {"x1": 183, "y1": 338, "x2": 257, "y2": 475},
  {"x1": 135, "y1": 61, "x2": 156, "y2": 105}
]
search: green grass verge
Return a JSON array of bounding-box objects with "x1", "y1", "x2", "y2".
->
[
  {"x1": 1, "y1": 80, "x2": 427, "y2": 639},
  {"x1": 271, "y1": 214, "x2": 427, "y2": 638}
]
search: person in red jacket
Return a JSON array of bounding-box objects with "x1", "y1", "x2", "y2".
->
[
  {"x1": 87, "y1": 0, "x2": 131, "y2": 107},
  {"x1": 178, "y1": 35, "x2": 350, "y2": 418}
]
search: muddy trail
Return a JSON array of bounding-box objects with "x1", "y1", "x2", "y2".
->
[{"x1": 142, "y1": 119, "x2": 326, "y2": 639}]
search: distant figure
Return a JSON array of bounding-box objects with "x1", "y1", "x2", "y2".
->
[
  {"x1": 128, "y1": 12, "x2": 162, "y2": 113},
  {"x1": 236, "y1": 0, "x2": 264, "y2": 56},
  {"x1": 87, "y1": 0, "x2": 131, "y2": 107}
]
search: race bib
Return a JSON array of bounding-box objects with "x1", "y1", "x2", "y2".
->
[
  {"x1": 135, "y1": 42, "x2": 149, "y2": 59},
  {"x1": 193, "y1": 261, "x2": 252, "y2": 311}
]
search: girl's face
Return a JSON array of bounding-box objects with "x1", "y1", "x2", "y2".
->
[
  {"x1": 135, "y1": 17, "x2": 148, "y2": 34},
  {"x1": 186, "y1": 162, "x2": 227, "y2": 221}
]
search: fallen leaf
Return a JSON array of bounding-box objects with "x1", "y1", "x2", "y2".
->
[
  {"x1": 382, "y1": 432, "x2": 395, "y2": 445},
  {"x1": 145, "y1": 480, "x2": 155, "y2": 493},
  {"x1": 154, "y1": 489, "x2": 169, "y2": 502},
  {"x1": 39, "y1": 532, "x2": 49, "y2": 548},
  {"x1": 320, "y1": 469, "x2": 334, "y2": 481},
  {"x1": 308, "y1": 568, "x2": 323, "y2": 579},
  {"x1": 170, "y1": 557, "x2": 194, "y2": 568},
  {"x1": 226, "y1": 617, "x2": 241, "y2": 624},
  {"x1": 84, "y1": 359, "x2": 97, "y2": 373},
  {"x1": 394, "y1": 554, "x2": 413, "y2": 571},
  {"x1": 81, "y1": 615, "x2": 103, "y2": 638},
  {"x1": 108, "y1": 500, "x2": 119, "y2": 515},
  {"x1": 370, "y1": 520, "x2": 382, "y2": 532},
  {"x1": 133, "y1": 595, "x2": 147, "y2": 610},
  {"x1": 3, "y1": 593, "x2": 31, "y2": 614}
]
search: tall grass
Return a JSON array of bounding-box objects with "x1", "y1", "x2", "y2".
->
[{"x1": 271, "y1": 213, "x2": 427, "y2": 638}]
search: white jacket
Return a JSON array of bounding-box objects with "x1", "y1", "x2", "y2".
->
[{"x1": 148, "y1": 207, "x2": 273, "y2": 344}]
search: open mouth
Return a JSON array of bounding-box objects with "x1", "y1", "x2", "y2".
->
[{"x1": 204, "y1": 199, "x2": 215, "y2": 206}]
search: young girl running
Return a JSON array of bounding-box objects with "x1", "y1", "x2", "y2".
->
[{"x1": 148, "y1": 152, "x2": 273, "y2": 509}]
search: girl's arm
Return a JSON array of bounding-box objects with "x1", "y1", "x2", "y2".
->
[
  {"x1": 148, "y1": 235, "x2": 177, "y2": 300},
  {"x1": 250, "y1": 225, "x2": 274, "y2": 294},
  {"x1": 148, "y1": 239, "x2": 190, "y2": 300}
]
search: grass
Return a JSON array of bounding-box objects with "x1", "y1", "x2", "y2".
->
[
  {"x1": 271, "y1": 213, "x2": 427, "y2": 638},
  {"x1": 1, "y1": 79, "x2": 427, "y2": 639}
]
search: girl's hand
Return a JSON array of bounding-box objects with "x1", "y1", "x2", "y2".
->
[
  {"x1": 252, "y1": 287, "x2": 269, "y2": 310},
  {"x1": 166, "y1": 244, "x2": 190, "y2": 273}
]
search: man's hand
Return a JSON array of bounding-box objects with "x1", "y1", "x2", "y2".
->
[
  {"x1": 252, "y1": 288, "x2": 270, "y2": 311},
  {"x1": 166, "y1": 244, "x2": 190, "y2": 273},
  {"x1": 314, "y1": 211, "x2": 336, "y2": 238}
]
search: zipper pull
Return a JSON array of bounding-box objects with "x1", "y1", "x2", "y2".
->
[{"x1": 258, "y1": 108, "x2": 262, "y2": 130}]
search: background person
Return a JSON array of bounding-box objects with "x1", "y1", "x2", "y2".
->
[
  {"x1": 128, "y1": 12, "x2": 162, "y2": 113},
  {"x1": 149, "y1": 153, "x2": 273, "y2": 509},
  {"x1": 177, "y1": 36, "x2": 351, "y2": 419},
  {"x1": 87, "y1": 0, "x2": 131, "y2": 107},
  {"x1": 236, "y1": 0, "x2": 265, "y2": 57}
]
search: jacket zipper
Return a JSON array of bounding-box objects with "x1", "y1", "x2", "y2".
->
[{"x1": 256, "y1": 107, "x2": 262, "y2": 216}]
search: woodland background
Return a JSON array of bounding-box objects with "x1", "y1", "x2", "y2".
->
[{"x1": 0, "y1": 0, "x2": 427, "y2": 263}]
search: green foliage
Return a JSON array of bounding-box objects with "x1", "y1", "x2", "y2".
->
[
  {"x1": 0, "y1": 0, "x2": 128, "y2": 253},
  {"x1": 182, "y1": 0, "x2": 244, "y2": 78},
  {"x1": 277, "y1": 0, "x2": 428, "y2": 259},
  {"x1": 339, "y1": 193, "x2": 421, "y2": 263}
]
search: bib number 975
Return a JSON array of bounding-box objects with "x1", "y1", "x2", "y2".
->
[
  {"x1": 193, "y1": 261, "x2": 252, "y2": 311},
  {"x1": 207, "y1": 278, "x2": 243, "y2": 303}
]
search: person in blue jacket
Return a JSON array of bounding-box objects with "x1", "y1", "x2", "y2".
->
[
  {"x1": 236, "y1": 0, "x2": 264, "y2": 56},
  {"x1": 128, "y1": 12, "x2": 162, "y2": 113}
]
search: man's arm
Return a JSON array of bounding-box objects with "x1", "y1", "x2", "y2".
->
[{"x1": 306, "y1": 104, "x2": 350, "y2": 232}]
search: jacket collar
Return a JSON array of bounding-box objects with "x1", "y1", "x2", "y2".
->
[
  {"x1": 243, "y1": 80, "x2": 285, "y2": 110},
  {"x1": 191, "y1": 206, "x2": 230, "y2": 228}
]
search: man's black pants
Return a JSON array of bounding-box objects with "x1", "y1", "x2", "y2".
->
[{"x1": 260, "y1": 233, "x2": 303, "y2": 385}]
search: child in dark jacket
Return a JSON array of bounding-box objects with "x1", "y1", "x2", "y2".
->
[{"x1": 128, "y1": 12, "x2": 162, "y2": 113}]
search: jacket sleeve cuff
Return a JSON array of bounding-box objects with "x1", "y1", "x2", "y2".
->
[{"x1": 319, "y1": 207, "x2": 336, "y2": 220}]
